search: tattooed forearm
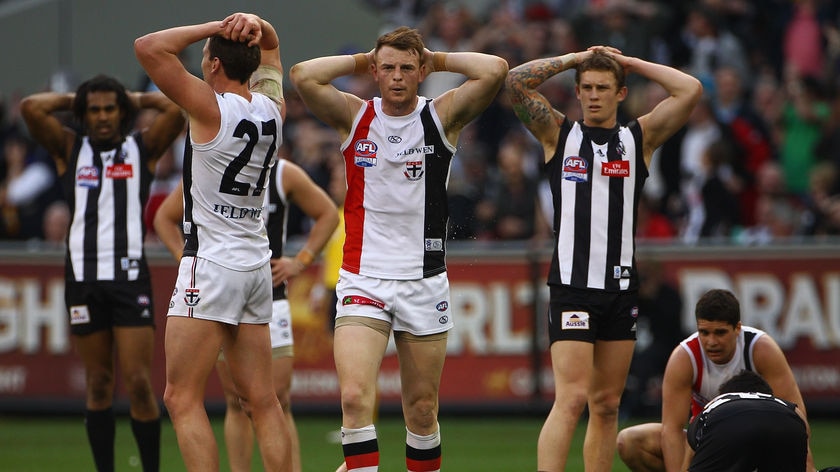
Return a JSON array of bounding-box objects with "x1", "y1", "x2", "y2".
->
[{"x1": 506, "y1": 54, "x2": 576, "y2": 128}]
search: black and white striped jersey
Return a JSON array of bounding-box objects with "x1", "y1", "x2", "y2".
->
[
  {"x1": 63, "y1": 132, "x2": 152, "y2": 282},
  {"x1": 545, "y1": 119, "x2": 648, "y2": 292}
]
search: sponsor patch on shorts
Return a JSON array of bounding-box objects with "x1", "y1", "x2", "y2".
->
[
  {"x1": 561, "y1": 311, "x2": 589, "y2": 330},
  {"x1": 70, "y1": 305, "x2": 91, "y2": 325}
]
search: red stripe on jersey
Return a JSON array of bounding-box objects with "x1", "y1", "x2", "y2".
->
[
  {"x1": 346, "y1": 451, "x2": 380, "y2": 470},
  {"x1": 686, "y1": 336, "x2": 705, "y2": 417},
  {"x1": 407, "y1": 457, "x2": 442, "y2": 472},
  {"x1": 342, "y1": 101, "x2": 377, "y2": 273}
]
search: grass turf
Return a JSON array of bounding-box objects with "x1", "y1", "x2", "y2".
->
[{"x1": 1, "y1": 414, "x2": 839, "y2": 471}]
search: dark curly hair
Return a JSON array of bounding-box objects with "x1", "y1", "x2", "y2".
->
[{"x1": 73, "y1": 74, "x2": 137, "y2": 136}]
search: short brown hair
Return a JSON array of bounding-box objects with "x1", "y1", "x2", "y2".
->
[
  {"x1": 375, "y1": 26, "x2": 425, "y2": 61},
  {"x1": 575, "y1": 50, "x2": 626, "y2": 89}
]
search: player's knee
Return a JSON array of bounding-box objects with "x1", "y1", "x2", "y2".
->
[
  {"x1": 616, "y1": 428, "x2": 636, "y2": 460},
  {"x1": 405, "y1": 398, "x2": 438, "y2": 431},
  {"x1": 588, "y1": 390, "x2": 622, "y2": 418},
  {"x1": 87, "y1": 371, "x2": 115, "y2": 403},
  {"x1": 340, "y1": 383, "x2": 374, "y2": 413},
  {"x1": 123, "y1": 373, "x2": 154, "y2": 403}
]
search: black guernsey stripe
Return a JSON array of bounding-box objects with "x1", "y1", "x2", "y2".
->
[
  {"x1": 604, "y1": 130, "x2": 624, "y2": 291},
  {"x1": 420, "y1": 99, "x2": 452, "y2": 278},
  {"x1": 112, "y1": 143, "x2": 129, "y2": 281},
  {"x1": 82, "y1": 148, "x2": 103, "y2": 281},
  {"x1": 182, "y1": 131, "x2": 197, "y2": 257},
  {"x1": 569, "y1": 129, "x2": 593, "y2": 288},
  {"x1": 267, "y1": 164, "x2": 288, "y2": 300}
]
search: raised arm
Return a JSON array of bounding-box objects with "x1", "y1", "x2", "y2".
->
[
  {"x1": 134, "y1": 91, "x2": 185, "y2": 169},
  {"x1": 620, "y1": 55, "x2": 702, "y2": 163},
  {"x1": 660, "y1": 347, "x2": 695, "y2": 472},
  {"x1": 19, "y1": 92, "x2": 76, "y2": 165},
  {"x1": 153, "y1": 180, "x2": 185, "y2": 261},
  {"x1": 270, "y1": 161, "x2": 339, "y2": 286},
  {"x1": 505, "y1": 53, "x2": 578, "y2": 161},
  {"x1": 428, "y1": 50, "x2": 508, "y2": 144},
  {"x1": 289, "y1": 53, "x2": 368, "y2": 139},
  {"x1": 134, "y1": 21, "x2": 219, "y2": 136}
]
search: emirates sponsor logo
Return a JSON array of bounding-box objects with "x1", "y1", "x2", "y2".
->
[{"x1": 601, "y1": 160, "x2": 630, "y2": 177}]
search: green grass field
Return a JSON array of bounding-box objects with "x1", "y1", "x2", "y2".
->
[{"x1": 2, "y1": 414, "x2": 839, "y2": 471}]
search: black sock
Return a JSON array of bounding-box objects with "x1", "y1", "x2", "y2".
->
[
  {"x1": 131, "y1": 417, "x2": 161, "y2": 472},
  {"x1": 85, "y1": 408, "x2": 115, "y2": 472}
]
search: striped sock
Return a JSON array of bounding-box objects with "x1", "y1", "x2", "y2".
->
[
  {"x1": 342, "y1": 425, "x2": 379, "y2": 471},
  {"x1": 406, "y1": 425, "x2": 441, "y2": 472}
]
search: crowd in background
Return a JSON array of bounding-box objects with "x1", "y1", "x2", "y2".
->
[{"x1": 3, "y1": 0, "x2": 840, "y2": 247}]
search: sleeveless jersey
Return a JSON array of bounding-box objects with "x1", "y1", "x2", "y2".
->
[
  {"x1": 266, "y1": 159, "x2": 289, "y2": 301},
  {"x1": 340, "y1": 97, "x2": 456, "y2": 280},
  {"x1": 182, "y1": 91, "x2": 282, "y2": 271},
  {"x1": 63, "y1": 132, "x2": 152, "y2": 282},
  {"x1": 545, "y1": 120, "x2": 647, "y2": 291},
  {"x1": 680, "y1": 326, "x2": 765, "y2": 417}
]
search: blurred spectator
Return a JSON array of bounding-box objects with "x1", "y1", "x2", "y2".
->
[
  {"x1": 779, "y1": 72, "x2": 831, "y2": 196},
  {"x1": 571, "y1": 0, "x2": 674, "y2": 81},
  {"x1": 636, "y1": 193, "x2": 676, "y2": 241},
  {"x1": 418, "y1": 2, "x2": 475, "y2": 98},
  {"x1": 783, "y1": 0, "x2": 826, "y2": 79},
  {"x1": 801, "y1": 161, "x2": 840, "y2": 237},
  {"x1": 698, "y1": 139, "x2": 742, "y2": 239},
  {"x1": 0, "y1": 130, "x2": 64, "y2": 240},
  {"x1": 735, "y1": 161, "x2": 804, "y2": 244},
  {"x1": 677, "y1": 97, "x2": 722, "y2": 242},
  {"x1": 474, "y1": 133, "x2": 547, "y2": 241},
  {"x1": 675, "y1": 4, "x2": 751, "y2": 89},
  {"x1": 709, "y1": 66, "x2": 774, "y2": 226}
]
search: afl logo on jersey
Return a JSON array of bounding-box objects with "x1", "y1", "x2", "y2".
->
[
  {"x1": 354, "y1": 139, "x2": 378, "y2": 167},
  {"x1": 77, "y1": 166, "x2": 100, "y2": 188},
  {"x1": 562, "y1": 156, "x2": 588, "y2": 182}
]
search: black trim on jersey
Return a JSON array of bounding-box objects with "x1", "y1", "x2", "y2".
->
[
  {"x1": 267, "y1": 164, "x2": 288, "y2": 301},
  {"x1": 182, "y1": 130, "x2": 198, "y2": 257},
  {"x1": 743, "y1": 330, "x2": 757, "y2": 371},
  {"x1": 570, "y1": 123, "x2": 594, "y2": 288},
  {"x1": 111, "y1": 142, "x2": 129, "y2": 281},
  {"x1": 419, "y1": 99, "x2": 452, "y2": 278}
]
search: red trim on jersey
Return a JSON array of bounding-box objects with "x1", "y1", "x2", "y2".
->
[
  {"x1": 686, "y1": 336, "x2": 705, "y2": 418},
  {"x1": 407, "y1": 457, "x2": 442, "y2": 472},
  {"x1": 346, "y1": 451, "x2": 380, "y2": 470},
  {"x1": 342, "y1": 101, "x2": 377, "y2": 273}
]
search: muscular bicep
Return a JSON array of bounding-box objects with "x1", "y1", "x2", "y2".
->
[
  {"x1": 754, "y1": 336, "x2": 806, "y2": 411},
  {"x1": 295, "y1": 82, "x2": 359, "y2": 138}
]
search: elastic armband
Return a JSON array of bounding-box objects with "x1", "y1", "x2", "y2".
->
[{"x1": 250, "y1": 65, "x2": 284, "y2": 105}]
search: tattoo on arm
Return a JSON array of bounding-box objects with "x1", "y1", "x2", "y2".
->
[{"x1": 507, "y1": 57, "x2": 569, "y2": 128}]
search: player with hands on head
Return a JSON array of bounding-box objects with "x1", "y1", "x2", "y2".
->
[
  {"x1": 135, "y1": 12, "x2": 293, "y2": 471},
  {"x1": 506, "y1": 45, "x2": 702, "y2": 472},
  {"x1": 20, "y1": 74, "x2": 185, "y2": 471},
  {"x1": 291, "y1": 26, "x2": 508, "y2": 472},
  {"x1": 154, "y1": 154, "x2": 338, "y2": 472}
]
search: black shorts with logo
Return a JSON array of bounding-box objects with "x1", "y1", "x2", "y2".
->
[
  {"x1": 65, "y1": 279, "x2": 155, "y2": 335},
  {"x1": 547, "y1": 284, "x2": 638, "y2": 344}
]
